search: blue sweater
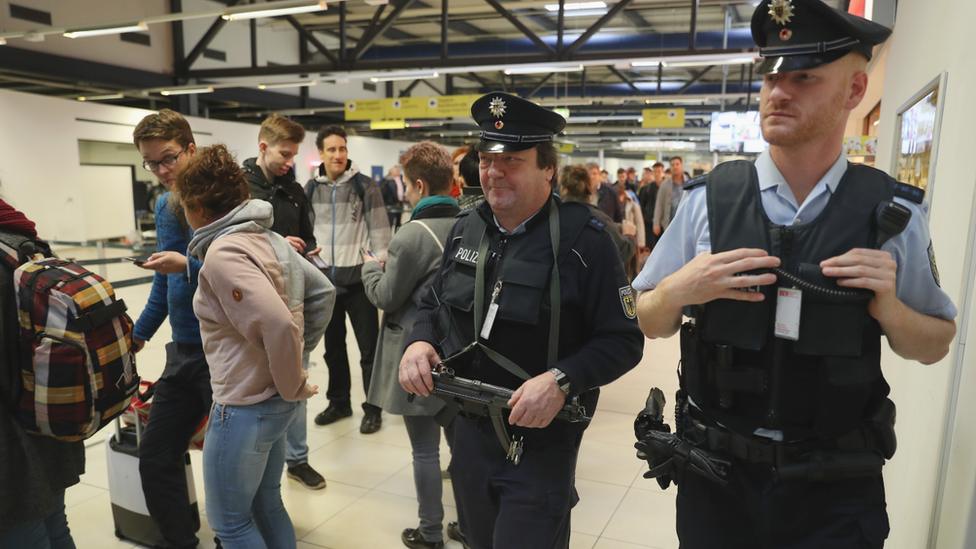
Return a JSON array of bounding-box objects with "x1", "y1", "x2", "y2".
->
[{"x1": 133, "y1": 192, "x2": 203, "y2": 344}]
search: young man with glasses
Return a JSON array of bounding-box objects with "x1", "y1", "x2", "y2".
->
[{"x1": 131, "y1": 109, "x2": 210, "y2": 549}]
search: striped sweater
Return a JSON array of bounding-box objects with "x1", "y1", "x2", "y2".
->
[{"x1": 305, "y1": 161, "x2": 392, "y2": 288}]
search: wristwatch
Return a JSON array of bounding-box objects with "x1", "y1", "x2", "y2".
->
[{"x1": 549, "y1": 368, "x2": 571, "y2": 395}]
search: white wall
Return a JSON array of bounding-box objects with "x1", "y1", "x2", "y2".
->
[
  {"x1": 872, "y1": 1, "x2": 976, "y2": 548},
  {"x1": 0, "y1": 88, "x2": 418, "y2": 241}
]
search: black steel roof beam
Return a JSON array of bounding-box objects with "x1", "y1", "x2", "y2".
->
[
  {"x1": 556, "y1": 0, "x2": 565, "y2": 53},
  {"x1": 339, "y1": 1, "x2": 347, "y2": 61},
  {"x1": 351, "y1": 0, "x2": 419, "y2": 63},
  {"x1": 564, "y1": 0, "x2": 635, "y2": 57},
  {"x1": 689, "y1": 0, "x2": 699, "y2": 50},
  {"x1": 441, "y1": 0, "x2": 449, "y2": 59},
  {"x1": 676, "y1": 65, "x2": 714, "y2": 94},
  {"x1": 185, "y1": 48, "x2": 749, "y2": 78},
  {"x1": 181, "y1": 0, "x2": 241, "y2": 75},
  {"x1": 399, "y1": 79, "x2": 422, "y2": 97},
  {"x1": 623, "y1": 9, "x2": 649, "y2": 28},
  {"x1": 284, "y1": 15, "x2": 338, "y2": 66},
  {"x1": 466, "y1": 72, "x2": 490, "y2": 88},
  {"x1": 421, "y1": 79, "x2": 444, "y2": 96},
  {"x1": 483, "y1": 0, "x2": 555, "y2": 57},
  {"x1": 525, "y1": 72, "x2": 555, "y2": 99},
  {"x1": 607, "y1": 65, "x2": 641, "y2": 94}
]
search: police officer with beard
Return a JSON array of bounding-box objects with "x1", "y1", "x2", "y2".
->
[
  {"x1": 633, "y1": 1, "x2": 957, "y2": 547},
  {"x1": 399, "y1": 92, "x2": 643, "y2": 549}
]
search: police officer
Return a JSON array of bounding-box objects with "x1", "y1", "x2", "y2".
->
[
  {"x1": 400, "y1": 92, "x2": 644, "y2": 549},
  {"x1": 633, "y1": 1, "x2": 957, "y2": 547}
]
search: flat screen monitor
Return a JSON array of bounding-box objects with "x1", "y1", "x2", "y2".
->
[{"x1": 709, "y1": 111, "x2": 767, "y2": 154}]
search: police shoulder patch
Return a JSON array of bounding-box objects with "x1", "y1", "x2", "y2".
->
[
  {"x1": 893, "y1": 182, "x2": 925, "y2": 204},
  {"x1": 587, "y1": 217, "x2": 606, "y2": 231},
  {"x1": 928, "y1": 240, "x2": 941, "y2": 287},
  {"x1": 619, "y1": 286, "x2": 637, "y2": 319}
]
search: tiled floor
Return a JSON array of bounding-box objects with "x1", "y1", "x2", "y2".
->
[{"x1": 63, "y1": 247, "x2": 682, "y2": 549}]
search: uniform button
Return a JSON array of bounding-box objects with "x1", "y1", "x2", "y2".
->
[{"x1": 793, "y1": 218, "x2": 802, "y2": 225}]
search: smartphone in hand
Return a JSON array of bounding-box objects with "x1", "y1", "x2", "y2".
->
[
  {"x1": 124, "y1": 256, "x2": 147, "y2": 267},
  {"x1": 307, "y1": 253, "x2": 328, "y2": 269},
  {"x1": 360, "y1": 248, "x2": 377, "y2": 259}
]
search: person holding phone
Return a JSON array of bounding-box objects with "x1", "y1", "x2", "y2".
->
[
  {"x1": 361, "y1": 141, "x2": 461, "y2": 549},
  {"x1": 130, "y1": 109, "x2": 211, "y2": 549}
]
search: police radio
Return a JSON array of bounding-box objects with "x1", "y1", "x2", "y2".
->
[{"x1": 770, "y1": 200, "x2": 912, "y2": 303}]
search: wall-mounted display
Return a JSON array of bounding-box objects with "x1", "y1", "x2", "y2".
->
[
  {"x1": 709, "y1": 111, "x2": 767, "y2": 154},
  {"x1": 893, "y1": 72, "x2": 949, "y2": 203}
]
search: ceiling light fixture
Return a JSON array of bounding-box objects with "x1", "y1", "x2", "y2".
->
[
  {"x1": 504, "y1": 65, "x2": 583, "y2": 75},
  {"x1": 370, "y1": 72, "x2": 438, "y2": 82},
  {"x1": 632, "y1": 56, "x2": 757, "y2": 68},
  {"x1": 64, "y1": 22, "x2": 148, "y2": 38},
  {"x1": 77, "y1": 93, "x2": 125, "y2": 101},
  {"x1": 544, "y1": 2, "x2": 607, "y2": 10},
  {"x1": 160, "y1": 86, "x2": 215, "y2": 96},
  {"x1": 258, "y1": 80, "x2": 318, "y2": 89},
  {"x1": 222, "y1": 1, "x2": 327, "y2": 21}
]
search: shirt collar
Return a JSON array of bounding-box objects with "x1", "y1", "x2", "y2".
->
[{"x1": 755, "y1": 148, "x2": 849, "y2": 200}]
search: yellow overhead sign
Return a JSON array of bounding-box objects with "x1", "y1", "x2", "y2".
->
[
  {"x1": 554, "y1": 142, "x2": 575, "y2": 154},
  {"x1": 345, "y1": 99, "x2": 385, "y2": 121},
  {"x1": 386, "y1": 97, "x2": 428, "y2": 119},
  {"x1": 370, "y1": 119, "x2": 406, "y2": 130},
  {"x1": 427, "y1": 94, "x2": 478, "y2": 118},
  {"x1": 642, "y1": 108, "x2": 686, "y2": 128},
  {"x1": 346, "y1": 94, "x2": 480, "y2": 121}
]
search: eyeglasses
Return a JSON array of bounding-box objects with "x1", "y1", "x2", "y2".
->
[{"x1": 142, "y1": 146, "x2": 187, "y2": 172}]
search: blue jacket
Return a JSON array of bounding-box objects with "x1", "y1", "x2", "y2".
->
[{"x1": 133, "y1": 192, "x2": 203, "y2": 344}]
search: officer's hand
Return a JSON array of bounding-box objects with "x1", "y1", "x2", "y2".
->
[
  {"x1": 285, "y1": 236, "x2": 306, "y2": 254},
  {"x1": 507, "y1": 372, "x2": 565, "y2": 429},
  {"x1": 140, "y1": 251, "x2": 188, "y2": 274},
  {"x1": 653, "y1": 226, "x2": 662, "y2": 236},
  {"x1": 399, "y1": 342, "x2": 439, "y2": 397},
  {"x1": 821, "y1": 248, "x2": 898, "y2": 320},
  {"x1": 661, "y1": 248, "x2": 780, "y2": 306}
]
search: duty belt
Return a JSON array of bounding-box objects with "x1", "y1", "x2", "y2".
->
[{"x1": 688, "y1": 417, "x2": 870, "y2": 466}]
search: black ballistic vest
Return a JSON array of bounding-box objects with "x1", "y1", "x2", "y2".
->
[
  {"x1": 433, "y1": 198, "x2": 593, "y2": 391},
  {"x1": 684, "y1": 160, "x2": 905, "y2": 442}
]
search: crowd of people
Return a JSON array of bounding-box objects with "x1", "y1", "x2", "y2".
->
[{"x1": 0, "y1": 2, "x2": 959, "y2": 549}]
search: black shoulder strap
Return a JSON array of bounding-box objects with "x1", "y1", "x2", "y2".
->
[
  {"x1": 352, "y1": 173, "x2": 367, "y2": 201},
  {"x1": 0, "y1": 232, "x2": 51, "y2": 269},
  {"x1": 684, "y1": 174, "x2": 707, "y2": 192},
  {"x1": 893, "y1": 182, "x2": 925, "y2": 204}
]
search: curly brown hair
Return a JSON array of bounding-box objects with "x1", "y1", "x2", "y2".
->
[
  {"x1": 400, "y1": 141, "x2": 453, "y2": 195},
  {"x1": 559, "y1": 165, "x2": 592, "y2": 201},
  {"x1": 173, "y1": 144, "x2": 249, "y2": 217}
]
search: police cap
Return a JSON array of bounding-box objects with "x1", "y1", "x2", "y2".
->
[
  {"x1": 471, "y1": 92, "x2": 566, "y2": 153},
  {"x1": 752, "y1": 0, "x2": 892, "y2": 75}
]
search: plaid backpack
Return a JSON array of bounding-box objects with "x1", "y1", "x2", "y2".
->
[{"x1": 0, "y1": 233, "x2": 139, "y2": 441}]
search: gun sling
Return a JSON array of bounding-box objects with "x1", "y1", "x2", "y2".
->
[{"x1": 448, "y1": 201, "x2": 564, "y2": 462}]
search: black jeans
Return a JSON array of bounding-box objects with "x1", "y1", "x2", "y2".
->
[
  {"x1": 138, "y1": 342, "x2": 212, "y2": 549},
  {"x1": 323, "y1": 283, "x2": 381, "y2": 414}
]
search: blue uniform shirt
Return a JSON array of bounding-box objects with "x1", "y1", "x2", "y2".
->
[{"x1": 633, "y1": 150, "x2": 957, "y2": 321}]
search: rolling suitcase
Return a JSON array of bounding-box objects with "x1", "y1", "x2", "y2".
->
[{"x1": 105, "y1": 417, "x2": 201, "y2": 547}]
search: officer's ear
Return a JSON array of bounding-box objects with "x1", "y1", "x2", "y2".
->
[{"x1": 415, "y1": 178, "x2": 427, "y2": 198}]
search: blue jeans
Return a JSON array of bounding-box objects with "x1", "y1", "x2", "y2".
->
[
  {"x1": 403, "y1": 415, "x2": 444, "y2": 543},
  {"x1": 285, "y1": 354, "x2": 310, "y2": 468},
  {"x1": 204, "y1": 395, "x2": 299, "y2": 549},
  {"x1": 0, "y1": 490, "x2": 75, "y2": 549}
]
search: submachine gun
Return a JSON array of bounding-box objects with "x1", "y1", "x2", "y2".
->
[
  {"x1": 634, "y1": 388, "x2": 732, "y2": 488},
  {"x1": 412, "y1": 368, "x2": 590, "y2": 465}
]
